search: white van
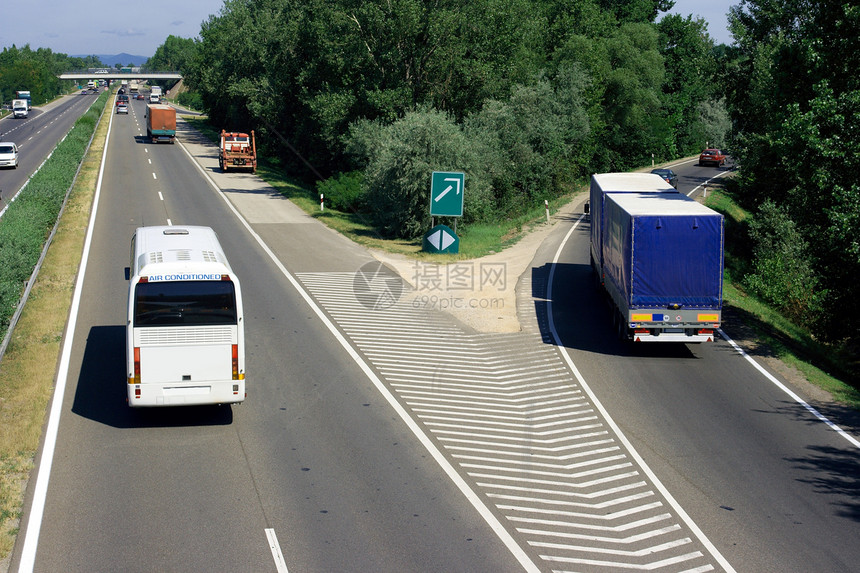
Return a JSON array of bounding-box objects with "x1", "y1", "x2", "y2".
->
[{"x1": 12, "y1": 99, "x2": 28, "y2": 118}]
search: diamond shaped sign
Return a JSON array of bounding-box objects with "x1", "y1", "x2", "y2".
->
[{"x1": 423, "y1": 224, "x2": 459, "y2": 254}]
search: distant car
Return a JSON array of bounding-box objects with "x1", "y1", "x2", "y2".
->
[
  {"x1": 81, "y1": 89, "x2": 88, "y2": 95},
  {"x1": 650, "y1": 168, "x2": 678, "y2": 188},
  {"x1": 0, "y1": 142, "x2": 19, "y2": 169},
  {"x1": 698, "y1": 148, "x2": 726, "y2": 167},
  {"x1": 116, "y1": 104, "x2": 129, "y2": 114},
  {"x1": 136, "y1": 93, "x2": 145, "y2": 100},
  {"x1": 118, "y1": 88, "x2": 125, "y2": 95}
]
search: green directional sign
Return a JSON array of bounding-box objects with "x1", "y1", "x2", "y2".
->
[
  {"x1": 430, "y1": 171, "x2": 465, "y2": 217},
  {"x1": 423, "y1": 224, "x2": 459, "y2": 254}
]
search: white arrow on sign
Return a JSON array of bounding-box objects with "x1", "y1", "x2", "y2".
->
[
  {"x1": 427, "y1": 228, "x2": 456, "y2": 250},
  {"x1": 434, "y1": 177, "x2": 461, "y2": 202}
]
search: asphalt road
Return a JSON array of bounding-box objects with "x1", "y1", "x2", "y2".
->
[
  {"x1": 8, "y1": 102, "x2": 860, "y2": 573},
  {"x1": 12, "y1": 97, "x2": 518, "y2": 572},
  {"x1": 546, "y1": 159, "x2": 860, "y2": 572},
  {"x1": 0, "y1": 93, "x2": 100, "y2": 208}
]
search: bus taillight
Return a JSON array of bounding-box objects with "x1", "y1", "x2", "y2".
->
[
  {"x1": 132, "y1": 347, "x2": 141, "y2": 384},
  {"x1": 232, "y1": 344, "x2": 239, "y2": 380}
]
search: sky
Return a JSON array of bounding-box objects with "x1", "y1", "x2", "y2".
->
[
  {"x1": 0, "y1": 0, "x2": 737, "y2": 59},
  {"x1": 661, "y1": 0, "x2": 737, "y2": 45},
  {"x1": 0, "y1": 1, "x2": 226, "y2": 58}
]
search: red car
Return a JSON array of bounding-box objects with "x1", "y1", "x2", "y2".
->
[{"x1": 698, "y1": 148, "x2": 726, "y2": 167}]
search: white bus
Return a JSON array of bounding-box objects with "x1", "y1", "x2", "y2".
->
[{"x1": 125, "y1": 226, "x2": 246, "y2": 407}]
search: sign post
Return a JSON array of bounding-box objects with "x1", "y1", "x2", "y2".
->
[{"x1": 426, "y1": 171, "x2": 464, "y2": 253}]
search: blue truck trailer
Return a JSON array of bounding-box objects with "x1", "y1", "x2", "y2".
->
[
  {"x1": 589, "y1": 172, "x2": 678, "y2": 276},
  {"x1": 589, "y1": 173, "x2": 724, "y2": 343}
]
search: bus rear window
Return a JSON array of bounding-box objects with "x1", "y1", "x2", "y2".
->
[{"x1": 134, "y1": 281, "x2": 237, "y2": 326}]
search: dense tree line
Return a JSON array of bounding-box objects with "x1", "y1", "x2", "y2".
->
[
  {"x1": 725, "y1": 0, "x2": 860, "y2": 346},
  {"x1": 0, "y1": 46, "x2": 97, "y2": 105},
  {"x1": 175, "y1": 0, "x2": 727, "y2": 235}
]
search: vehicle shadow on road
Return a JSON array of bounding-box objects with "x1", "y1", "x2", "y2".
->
[
  {"x1": 71, "y1": 325, "x2": 233, "y2": 428},
  {"x1": 532, "y1": 262, "x2": 698, "y2": 358}
]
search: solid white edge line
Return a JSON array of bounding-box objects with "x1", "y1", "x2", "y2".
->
[
  {"x1": 718, "y1": 329, "x2": 860, "y2": 449},
  {"x1": 690, "y1": 171, "x2": 858, "y2": 449},
  {"x1": 17, "y1": 102, "x2": 115, "y2": 573},
  {"x1": 176, "y1": 138, "x2": 542, "y2": 573},
  {"x1": 265, "y1": 529, "x2": 289, "y2": 573},
  {"x1": 686, "y1": 168, "x2": 732, "y2": 198},
  {"x1": 546, "y1": 213, "x2": 737, "y2": 573}
]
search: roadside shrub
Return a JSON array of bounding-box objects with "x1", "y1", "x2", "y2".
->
[
  {"x1": 742, "y1": 200, "x2": 827, "y2": 329},
  {"x1": 345, "y1": 108, "x2": 494, "y2": 239},
  {"x1": 177, "y1": 91, "x2": 203, "y2": 111},
  {"x1": 315, "y1": 171, "x2": 367, "y2": 212}
]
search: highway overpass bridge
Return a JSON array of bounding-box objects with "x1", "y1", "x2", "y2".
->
[{"x1": 58, "y1": 71, "x2": 182, "y2": 81}]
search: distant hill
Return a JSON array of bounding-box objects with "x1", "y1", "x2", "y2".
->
[{"x1": 72, "y1": 53, "x2": 149, "y2": 67}]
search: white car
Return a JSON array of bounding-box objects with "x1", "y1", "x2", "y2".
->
[
  {"x1": 116, "y1": 104, "x2": 129, "y2": 114},
  {"x1": 0, "y1": 142, "x2": 19, "y2": 169}
]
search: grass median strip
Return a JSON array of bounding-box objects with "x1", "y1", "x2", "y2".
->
[{"x1": 0, "y1": 101, "x2": 107, "y2": 564}]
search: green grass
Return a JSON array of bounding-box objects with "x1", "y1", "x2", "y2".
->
[
  {"x1": 706, "y1": 188, "x2": 860, "y2": 410},
  {"x1": 0, "y1": 88, "x2": 110, "y2": 562}
]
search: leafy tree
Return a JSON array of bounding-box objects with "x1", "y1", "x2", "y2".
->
[
  {"x1": 346, "y1": 108, "x2": 494, "y2": 238},
  {"x1": 657, "y1": 13, "x2": 720, "y2": 155},
  {"x1": 694, "y1": 98, "x2": 731, "y2": 149},
  {"x1": 728, "y1": 0, "x2": 860, "y2": 343},
  {"x1": 182, "y1": 0, "x2": 738, "y2": 244},
  {"x1": 599, "y1": 0, "x2": 675, "y2": 24},
  {"x1": 601, "y1": 22, "x2": 665, "y2": 168},
  {"x1": 464, "y1": 65, "x2": 592, "y2": 213},
  {"x1": 0, "y1": 45, "x2": 81, "y2": 105},
  {"x1": 146, "y1": 36, "x2": 198, "y2": 72},
  {"x1": 743, "y1": 200, "x2": 826, "y2": 329}
]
